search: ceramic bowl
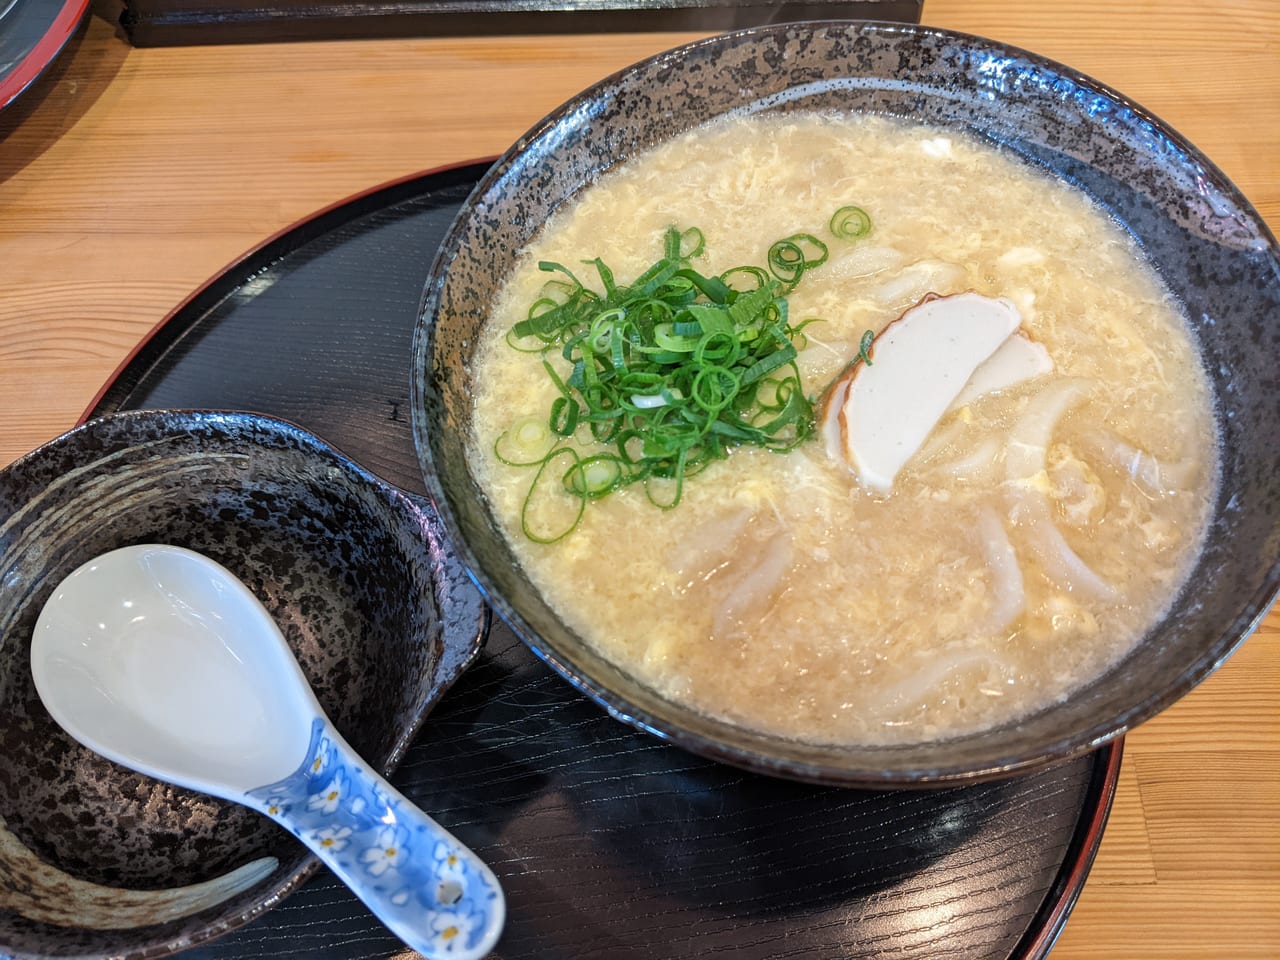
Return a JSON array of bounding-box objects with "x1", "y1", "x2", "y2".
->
[
  {"x1": 0, "y1": 409, "x2": 488, "y2": 958},
  {"x1": 412, "y1": 21, "x2": 1280, "y2": 786}
]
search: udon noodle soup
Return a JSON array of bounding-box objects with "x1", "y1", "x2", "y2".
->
[{"x1": 469, "y1": 113, "x2": 1219, "y2": 745}]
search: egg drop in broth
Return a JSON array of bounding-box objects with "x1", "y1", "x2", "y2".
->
[{"x1": 468, "y1": 113, "x2": 1220, "y2": 746}]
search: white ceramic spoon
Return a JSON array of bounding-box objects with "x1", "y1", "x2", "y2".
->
[{"x1": 30, "y1": 543, "x2": 504, "y2": 960}]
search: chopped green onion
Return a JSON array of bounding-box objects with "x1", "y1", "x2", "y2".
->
[
  {"x1": 494, "y1": 415, "x2": 556, "y2": 465},
  {"x1": 767, "y1": 233, "x2": 828, "y2": 288},
  {"x1": 856, "y1": 328, "x2": 876, "y2": 366},
  {"x1": 549, "y1": 396, "x2": 579, "y2": 436},
  {"x1": 830, "y1": 205, "x2": 872, "y2": 240},
  {"x1": 503, "y1": 210, "x2": 868, "y2": 538},
  {"x1": 520, "y1": 447, "x2": 586, "y2": 544},
  {"x1": 566, "y1": 454, "x2": 625, "y2": 498}
]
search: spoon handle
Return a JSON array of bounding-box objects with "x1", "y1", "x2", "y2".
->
[{"x1": 248, "y1": 719, "x2": 504, "y2": 959}]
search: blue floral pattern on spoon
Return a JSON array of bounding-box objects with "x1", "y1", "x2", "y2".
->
[{"x1": 248, "y1": 719, "x2": 503, "y2": 957}]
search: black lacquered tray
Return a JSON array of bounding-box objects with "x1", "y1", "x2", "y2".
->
[{"x1": 88, "y1": 162, "x2": 1120, "y2": 960}]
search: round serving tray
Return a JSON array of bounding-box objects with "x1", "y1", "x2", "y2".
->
[{"x1": 88, "y1": 161, "x2": 1120, "y2": 960}]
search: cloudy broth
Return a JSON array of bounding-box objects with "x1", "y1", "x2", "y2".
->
[{"x1": 469, "y1": 113, "x2": 1218, "y2": 745}]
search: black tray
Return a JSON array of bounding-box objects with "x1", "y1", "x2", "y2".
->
[{"x1": 89, "y1": 161, "x2": 1120, "y2": 960}]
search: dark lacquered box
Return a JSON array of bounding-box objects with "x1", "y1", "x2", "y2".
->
[{"x1": 118, "y1": 0, "x2": 921, "y2": 47}]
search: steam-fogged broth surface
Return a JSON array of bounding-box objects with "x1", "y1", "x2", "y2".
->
[{"x1": 469, "y1": 113, "x2": 1219, "y2": 745}]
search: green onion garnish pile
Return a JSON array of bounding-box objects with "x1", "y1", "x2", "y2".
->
[{"x1": 499, "y1": 209, "x2": 871, "y2": 543}]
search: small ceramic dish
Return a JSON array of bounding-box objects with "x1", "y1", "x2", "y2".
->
[
  {"x1": 412, "y1": 21, "x2": 1280, "y2": 787},
  {"x1": 0, "y1": 409, "x2": 488, "y2": 959}
]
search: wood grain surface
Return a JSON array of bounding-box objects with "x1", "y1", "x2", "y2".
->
[{"x1": 0, "y1": 0, "x2": 1276, "y2": 956}]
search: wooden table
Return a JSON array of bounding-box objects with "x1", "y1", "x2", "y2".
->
[{"x1": 1, "y1": 1, "x2": 1276, "y2": 956}]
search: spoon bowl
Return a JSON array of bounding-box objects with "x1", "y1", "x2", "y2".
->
[
  {"x1": 32, "y1": 543, "x2": 504, "y2": 960},
  {"x1": 33, "y1": 545, "x2": 316, "y2": 796}
]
